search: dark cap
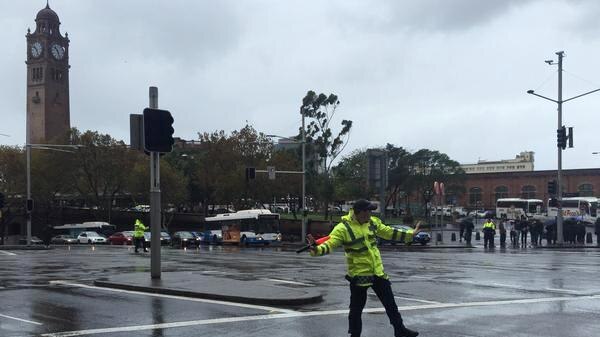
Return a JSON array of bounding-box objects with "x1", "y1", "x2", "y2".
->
[{"x1": 353, "y1": 199, "x2": 377, "y2": 212}]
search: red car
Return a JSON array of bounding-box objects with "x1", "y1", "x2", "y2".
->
[{"x1": 108, "y1": 231, "x2": 134, "y2": 245}]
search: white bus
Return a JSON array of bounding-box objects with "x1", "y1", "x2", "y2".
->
[
  {"x1": 205, "y1": 209, "x2": 282, "y2": 245},
  {"x1": 547, "y1": 197, "x2": 599, "y2": 222},
  {"x1": 53, "y1": 221, "x2": 116, "y2": 237},
  {"x1": 496, "y1": 198, "x2": 544, "y2": 219}
]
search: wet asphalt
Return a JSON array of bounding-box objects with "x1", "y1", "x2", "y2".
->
[{"x1": 1, "y1": 243, "x2": 600, "y2": 337}]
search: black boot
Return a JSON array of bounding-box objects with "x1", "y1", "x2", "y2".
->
[{"x1": 397, "y1": 326, "x2": 419, "y2": 337}]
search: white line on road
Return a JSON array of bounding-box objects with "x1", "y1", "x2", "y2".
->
[
  {"x1": 263, "y1": 278, "x2": 313, "y2": 286},
  {"x1": 41, "y1": 294, "x2": 600, "y2": 336},
  {"x1": 0, "y1": 250, "x2": 17, "y2": 256},
  {"x1": 394, "y1": 296, "x2": 441, "y2": 304},
  {"x1": 0, "y1": 313, "x2": 42, "y2": 325},
  {"x1": 48, "y1": 280, "x2": 296, "y2": 314}
]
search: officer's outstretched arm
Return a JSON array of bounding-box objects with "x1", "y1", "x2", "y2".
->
[
  {"x1": 310, "y1": 225, "x2": 343, "y2": 257},
  {"x1": 374, "y1": 217, "x2": 415, "y2": 244}
]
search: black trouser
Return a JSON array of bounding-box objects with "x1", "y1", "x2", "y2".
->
[
  {"x1": 500, "y1": 232, "x2": 506, "y2": 247},
  {"x1": 521, "y1": 232, "x2": 527, "y2": 246},
  {"x1": 483, "y1": 232, "x2": 494, "y2": 247},
  {"x1": 134, "y1": 237, "x2": 146, "y2": 252},
  {"x1": 464, "y1": 230, "x2": 472, "y2": 245},
  {"x1": 349, "y1": 276, "x2": 404, "y2": 337},
  {"x1": 459, "y1": 228, "x2": 464, "y2": 242}
]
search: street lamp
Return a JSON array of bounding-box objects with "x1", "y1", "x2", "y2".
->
[
  {"x1": 265, "y1": 133, "x2": 307, "y2": 242},
  {"x1": 527, "y1": 51, "x2": 600, "y2": 244}
]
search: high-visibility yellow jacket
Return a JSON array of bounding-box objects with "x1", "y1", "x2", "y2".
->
[
  {"x1": 483, "y1": 221, "x2": 496, "y2": 231},
  {"x1": 311, "y1": 210, "x2": 415, "y2": 286},
  {"x1": 133, "y1": 220, "x2": 147, "y2": 238}
]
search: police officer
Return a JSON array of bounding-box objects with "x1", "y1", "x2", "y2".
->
[
  {"x1": 482, "y1": 218, "x2": 496, "y2": 248},
  {"x1": 133, "y1": 219, "x2": 148, "y2": 253},
  {"x1": 307, "y1": 199, "x2": 420, "y2": 337}
]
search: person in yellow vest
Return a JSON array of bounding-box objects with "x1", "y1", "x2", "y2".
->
[
  {"x1": 306, "y1": 199, "x2": 420, "y2": 337},
  {"x1": 133, "y1": 219, "x2": 148, "y2": 253},
  {"x1": 482, "y1": 218, "x2": 496, "y2": 248}
]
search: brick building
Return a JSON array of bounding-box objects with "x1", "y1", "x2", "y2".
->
[{"x1": 457, "y1": 168, "x2": 600, "y2": 210}]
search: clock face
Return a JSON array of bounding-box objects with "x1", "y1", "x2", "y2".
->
[
  {"x1": 31, "y1": 42, "x2": 42, "y2": 58},
  {"x1": 51, "y1": 43, "x2": 65, "y2": 60}
]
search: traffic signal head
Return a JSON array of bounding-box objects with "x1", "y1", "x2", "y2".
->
[
  {"x1": 245, "y1": 167, "x2": 256, "y2": 181},
  {"x1": 547, "y1": 180, "x2": 557, "y2": 195},
  {"x1": 557, "y1": 126, "x2": 567, "y2": 149},
  {"x1": 143, "y1": 108, "x2": 174, "y2": 153}
]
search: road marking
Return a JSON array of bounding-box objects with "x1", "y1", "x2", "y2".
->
[
  {"x1": 409, "y1": 275, "x2": 589, "y2": 295},
  {"x1": 41, "y1": 294, "x2": 600, "y2": 336},
  {"x1": 394, "y1": 296, "x2": 441, "y2": 304},
  {"x1": 0, "y1": 313, "x2": 42, "y2": 325},
  {"x1": 263, "y1": 278, "x2": 313, "y2": 286},
  {"x1": 0, "y1": 250, "x2": 17, "y2": 256},
  {"x1": 48, "y1": 280, "x2": 296, "y2": 314}
]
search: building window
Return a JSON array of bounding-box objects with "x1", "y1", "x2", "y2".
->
[
  {"x1": 495, "y1": 186, "x2": 508, "y2": 201},
  {"x1": 469, "y1": 187, "x2": 482, "y2": 206},
  {"x1": 578, "y1": 183, "x2": 594, "y2": 197},
  {"x1": 521, "y1": 185, "x2": 536, "y2": 199}
]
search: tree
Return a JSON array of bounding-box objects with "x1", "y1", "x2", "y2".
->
[
  {"x1": 300, "y1": 90, "x2": 353, "y2": 213},
  {"x1": 332, "y1": 149, "x2": 370, "y2": 201}
]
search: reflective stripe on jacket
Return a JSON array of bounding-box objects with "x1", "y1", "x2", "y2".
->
[
  {"x1": 482, "y1": 221, "x2": 496, "y2": 232},
  {"x1": 311, "y1": 210, "x2": 414, "y2": 285}
]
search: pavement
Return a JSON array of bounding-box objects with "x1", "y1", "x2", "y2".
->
[{"x1": 94, "y1": 271, "x2": 323, "y2": 306}]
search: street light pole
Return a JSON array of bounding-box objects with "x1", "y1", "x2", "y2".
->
[
  {"x1": 528, "y1": 51, "x2": 600, "y2": 244},
  {"x1": 301, "y1": 111, "x2": 307, "y2": 242},
  {"x1": 26, "y1": 144, "x2": 31, "y2": 246}
]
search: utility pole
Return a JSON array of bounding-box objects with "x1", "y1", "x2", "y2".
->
[
  {"x1": 528, "y1": 51, "x2": 600, "y2": 244},
  {"x1": 301, "y1": 111, "x2": 307, "y2": 241},
  {"x1": 149, "y1": 87, "x2": 161, "y2": 279},
  {"x1": 556, "y1": 51, "x2": 564, "y2": 244}
]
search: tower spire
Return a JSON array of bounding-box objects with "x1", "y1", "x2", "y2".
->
[{"x1": 46, "y1": 0, "x2": 50, "y2": 9}]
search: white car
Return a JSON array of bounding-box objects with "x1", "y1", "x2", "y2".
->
[{"x1": 77, "y1": 231, "x2": 107, "y2": 244}]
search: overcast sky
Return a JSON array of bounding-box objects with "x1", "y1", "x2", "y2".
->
[{"x1": 2, "y1": 0, "x2": 600, "y2": 170}]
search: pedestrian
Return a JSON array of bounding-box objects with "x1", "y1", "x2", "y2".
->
[
  {"x1": 520, "y1": 220, "x2": 529, "y2": 247},
  {"x1": 133, "y1": 219, "x2": 148, "y2": 253},
  {"x1": 306, "y1": 199, "x2": 420, "y2": 337},
  {"x1": 482, "y1": 218, "x2": 496, "y2": 248},
  {"x1": 459, "y1": 219, "x2": 465, "y2": 243},
  {"x1": 499, "y1": 220, "x2": 507, "y2": 248},
  {"x1": 42, "y1": 224, "x2": 52, "y2": 248},
  {"x1": 530, "y1": 220, "x2": 539, "y2": 247},
  {"x1": 536, "y1": 220, "x2": 544, "y2": 246},
  {"x1": 595, "y1": 217, "x2": 600, "y2": 246},
  {"x1": 463, "y1": 217, "x2": 474, "y2": 246},
  {"x1": 509, "y1": 220, "x2": 517, "y2": 246}
]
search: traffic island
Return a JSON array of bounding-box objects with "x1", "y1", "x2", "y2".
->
[{"x1": 94, "y1": 271, "x2": 323, "y2": 306}]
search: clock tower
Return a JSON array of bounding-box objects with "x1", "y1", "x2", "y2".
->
[{"x1": 26, "y1": 3, "x2": 70, "y2": 144}]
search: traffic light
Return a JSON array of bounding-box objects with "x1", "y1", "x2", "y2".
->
[
  {"x1": 557, "y1": 126, "x2": 567, "y2": 149},
  {"x1": 143, "y1": 108, "x2": 174, "y2": 153},
  {"x1": 245, "y1": 167, "x2": 256, "y2": 181},
  {"x1": 547, "y1": 180, "x2": 557, "y2": 195},
  {"x1": 0, "y1": 192, "x2": 4, "y2": 208}
]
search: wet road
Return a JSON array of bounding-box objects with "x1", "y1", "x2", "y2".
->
[{"x1": 1, "y1": 244, "x2": 600, "y2": 336}]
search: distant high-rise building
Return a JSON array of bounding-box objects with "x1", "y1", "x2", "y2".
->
[{"x1": 26, "y1": 3, "x2": 70, "y2": 144}]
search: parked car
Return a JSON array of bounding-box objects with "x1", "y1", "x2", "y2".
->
[
  {"x1": 50, "y1": 235, "x2": 78, "y2": 245},
  {"x1": 378, "y1": 225, "x2": 431, "y2": 246},
  {"x1": 108, "y1": 231, "x2": 133, "y2": 245},
  {"x1": 170, "y1": 231, "x2": 196, "y2": 248},
  {"x1": 195, "y1": 230, "x2": 223, "y2": 245},
  {"x1": 77, "y1": 231, "x2": 107, "y2": 244},
  {"x1": 18, "y1": 236, "x2": 44, "y2": 245},
  {"x1": 143, "y1": 231, "x2": 172, "y2": 247}
]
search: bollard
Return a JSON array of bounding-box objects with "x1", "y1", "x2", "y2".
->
[
  {"x1": 586, "y1": 232, "x2": 593, "y2": 244},
  {"x1": 475, "y1": 231, "x2": 480, "y2": 241},
  {"x1": 451, "y1": 233, "x2": 456, "y2": 241},
  {"x1": 436, "y1": 233, "x2": 442, "y2": 242}
]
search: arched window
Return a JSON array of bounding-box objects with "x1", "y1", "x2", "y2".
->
[
  {"x1": 521, "y1": 185, "x2": 536, "y2": 199},
  {"x1": 578, "y1": 183, "x2": 594, "y2": 197},
  {"x1": 469, "y1": 187, "x2": 482, "y2": 206},
  {"x1": 495, "y1": 186, "x2": 508, "y2": 201}
]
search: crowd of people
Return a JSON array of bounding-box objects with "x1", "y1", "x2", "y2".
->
[{"x1": 458, "y1": 216, "x2": 594, "y2": 247}]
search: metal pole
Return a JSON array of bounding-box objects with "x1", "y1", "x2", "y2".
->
[
  {"x1": 301, "y1": 112, "x2": 307, "y2": 242},
  {"x1": 556, "y1": 51, "x2": 564, "y2": 245},
  {"x1": 26, "y1": 144, "x2": 31, "y2": 246},
  {"x1": 149, "y1": 86, "x2": 161, "y2": 279}
]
